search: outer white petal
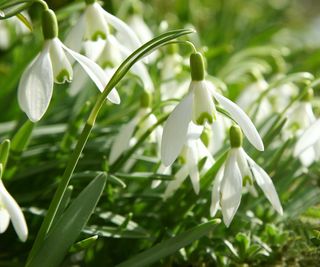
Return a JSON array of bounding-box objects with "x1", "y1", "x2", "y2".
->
[
  {"x1": 101, "y1": 6, "x2": 141, "y2": 51},
  {"x1": 151, "y1": 164, "x2": 170, "y2": 189},
  {"x1": 299, "y1": 147, "x2": 316, "y2": 167},
  {"x1": 246, "y1": 155, "x2": 283, "y2": 215},
  {"x1": 186, "y1": 142, "x2": 200, "y2": 194},
  {"x1": 294, "y1": 119, "x2": 320, "y2": 156},
  {"x1": 220, "y1": 150, "x2": 242, "y2": 227},
  {"x1": 109, "y1": 119, "x2": 137, "y2": 165},
  {"x1": 18, "y1": 44, "x2": 53, "y2": 122},
  {"x1": 210, "y1": 165, "x2": 224, "y2": 217},
  {"x1": 0, "y1": 207, "x2": 10, "y2": 233},
  {"x1": 163, "y1": 166, "x2": 189, "y2": 200},
  {"x1": 64, "y1": 15, "x2": 85, "y2": 53},
  {"x1": 61, "y1": 41, "x2": 120, "y2": 102},
  {"x1": 161, "y1": 94, "x2": 193, "y2": 166},
  {"x1": 0, "y1": 180, "x2": 28, "y2": 242},
  {"x1": 213, "y1": 92, "x2": 264, "y2": 151}
]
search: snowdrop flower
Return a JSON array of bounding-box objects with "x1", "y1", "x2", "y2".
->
[
  {"x1": 163, "y1": 125, "x2": 214, "y2": 199},
  {"x1": 109, "y1": 92, "x2": 161, "y2": 166},
  {"x1": 65, "y1": 0, "x2": 141, "y2": 54},
  {"x1": 18, "y1": 9, "x2": 119, "y2": 122},
  {"x1": 285, "y1": 89, "x2": 315, "y2": 135},
  {"x1": 210, "y1": 125, "x2": 283, "y2": 227},
  {"x1": 294, "y1": 118, "x2": 320, "y2": 167},
  {"x1": 161, "y1": 52, "x2": 264, "y2": 167},
  {"x1": 160, "y1": 45, "x2": 189, "y2": 102},
  {"x1": 237, "y1": 79, "x2": 272, "y2": 123},
  {"x1": 69, "y1": 33, "x2": 153, "y2": 96},
  {"x1": 0, "y1": 166, "x2": 28, "y2": 242},
  {"x1": 0, "y1": 12, "x2": 30, "y2": 50}
]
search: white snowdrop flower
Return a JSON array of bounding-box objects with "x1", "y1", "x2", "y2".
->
[
  {"x1": 109, "y1": 92, "x2": 161, "y2": 165},
  {"x1": 285, "y1": 89, "x2": 315, "y2": 135},
  {"x1": 236, "y1": 79, "x2": 272, "y2": 123},
  {"x1": 17, "y1": 9, "x2": 119, "y2": 122},
  {"x1": 0, "y1": 12, "x2": 31, "y2": 50},
  {"x1": 210, "y1": 125, "x2": 283, "y2": 227},
  {"x1": 160, "y1": 46, "x2": 189, "y2": 102},
  {"x1": 99, "y1": 35, "x2": 154, "y2": 92},
  {"x1": 161, "y1": 52, "x2": 264, "y2": 167},
  {"x1": 65, "y1": 0, "x2": 141, "y2": 54},
  {"x1": 0, "y1": 167, "x2": 28, "y2": 242},
  {"x1": 294, "y1": 118, "x2": 320, "y2": 167},
  {"x1": 163, "y1": 124, "x2": 214, "y2": 199}
]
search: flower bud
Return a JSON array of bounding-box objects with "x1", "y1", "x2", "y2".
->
[
  {"x1": 229, "y1": 125, "x2": 243, "y2": 148},
  {"x1": 42, "y1": 9, "x2": 58, "y2": 39},
  {"x1": 190, "y1": 52, "x2": 205, "y2": 81}
]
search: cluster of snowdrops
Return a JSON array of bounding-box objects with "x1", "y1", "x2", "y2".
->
[{"x1": 1, "y1": 0, "x2": 320, "y2": 247}]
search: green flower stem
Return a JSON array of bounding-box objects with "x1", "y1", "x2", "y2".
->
[{"x1": 27, "y1": 28, "x2": 195, "y2": 265}]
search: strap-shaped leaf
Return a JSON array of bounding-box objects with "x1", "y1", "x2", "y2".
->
[
  {"x1": 116, "y1": 219, "x2": 220, "y2": 267},
  {"x1": 27, "y1": 173, "x2": 106, "y2": 267}
]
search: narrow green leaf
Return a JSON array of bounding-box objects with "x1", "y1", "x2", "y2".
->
[
  {"x1": 0, "y1": 139, "x2": 10, "y2": 170},
  {"x1": 116, "y1": 219, "x2": 220, "y2": 267},
  {"x1": 69, "y1": 235, "x2": 98, "y2": 253},
  {"x1": 11, "y1": 120, "x2": 34, "y2": 153},
  {"x1": 16, "y1": 12, "x2": 32, "y2": 31},
  {"x1": 27, "y1": 173, "x2": 107, "y2": 267}
]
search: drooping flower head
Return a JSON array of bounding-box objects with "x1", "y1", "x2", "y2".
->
[
  {"x1": 161, "y1": 51, "x2": 264, "y2": 167},
  {"x1": 18, "y1": 8, "x2": 119, "y2": 122},
  {"x1": 65, "y1": 0, "x2": 141, "y2": 54},
  {"x1": 210, "y1": 125, "x2": 283, "y2": 227}
]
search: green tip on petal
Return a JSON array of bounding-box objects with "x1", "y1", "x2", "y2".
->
[
  {"x1": 56, "y1": 69, "x2": 72, "y2": 83},
  {"x1": 196, "y1": 112, "x2": 215, "y2": 125},
  {"x1": 229, "y1": 125, "x2": 243, "y2": 148},
  {"x1": 190, "y1": 52, "x2": 205, "y2": 81},
  {"x1": 243, "y1": 175, "x2": 253, "y2": 186},
  {"x1": 302, "y1": 88, "x2": 314, "y2": 102},
  {"x1": 140, "y1": 91, "x2": 152, "y2": 108},
  {"x1": 42, "y1": 9, "x2": 58, "y2": 39},
  {"x1": 90, "y1": 31, "x2": 107, "y2": 41}
]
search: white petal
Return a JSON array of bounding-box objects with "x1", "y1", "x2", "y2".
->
[
  {"x1": 107, "y1": 88, "x2": 121, "y2": 104},
  {"x1": 191, "y1": 81, "x2": 216, "y2": 125},
  {"x1": 0, "y1": 207, "x2": 10, "y2": 233},
  {"x1": 163, "y1": 166, "x2": 189, "y2": 200},
  {"x1": 0, "y1": 180, "x2": 28, "y2": 242},
  {"x1": 151, "y1": 164, "x2": 170, "y2": 188},
  {"x1": 49, "y1": 38, "x2": 73, "y2": 83},
  {"x1": 186, "y1": 142, "x2": 200, "y2": 194},
  {"x1": 294, "y1": 119, "x2": 320, "y2": 156},
  {"x1": 186, "y1": 122, "x2": 203, "y2": 140},
  {"x1": 220, "y1": 150, "x2": 242, "y2": 227},
  {"x1": 68, "y1": 64, "x2": 88, "y2": 96},
  {"x1": 299, "y1": 147, "x2": 316, "y2": 167},
  {"x1": 247, "y1": 155, "x2": 283, "y2": 215},
  {"x1": 213, "y1": 92, "x2": 264, "y2": 151},
  {"x1": 210, "y1": 166, "x2": 224, "y2": 217},
  {"x1": 84, "y1": 3, "x2": 109, "y2": 41},
  {"x1": 18, "y1": 44, "x2": 53, "y2": 122},
  {"x1": 61, "y1": 41, "x2": 111, "y2": 95},
  {"x1": 64, "y1": 16, "x2": 85, "y2": 53},
  {"x1": 161, "y1": 94, "x2": 193, "y2": 166},
  {"x1": 109, "y1": 119, "x2": 137, "y2": 165},
  {"x1": 101, "y1": 6, "x2": 141, "y2": 51}
]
